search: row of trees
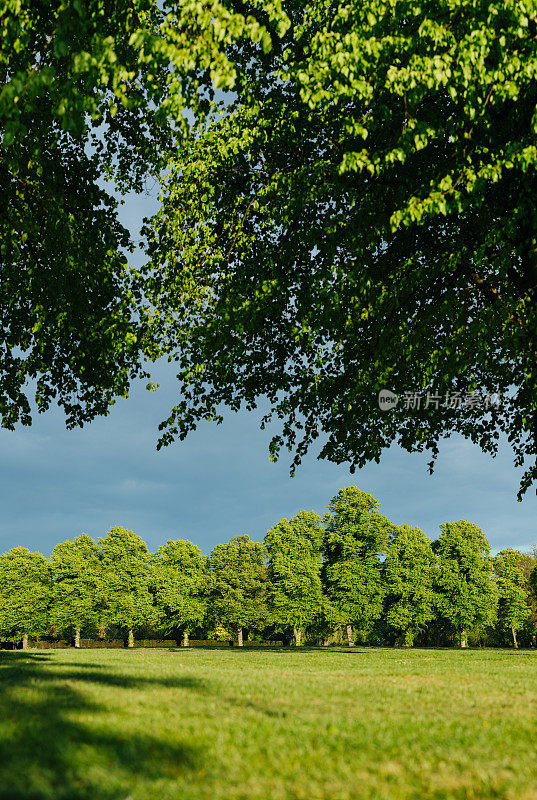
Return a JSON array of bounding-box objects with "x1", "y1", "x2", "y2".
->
[{"x1": 1, "y1": 488, "x2": 536, "y2": 650}]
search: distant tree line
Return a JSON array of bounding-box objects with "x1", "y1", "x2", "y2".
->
[{"x1": 1, "y1": 487, "x2": 536, "y2": 650}]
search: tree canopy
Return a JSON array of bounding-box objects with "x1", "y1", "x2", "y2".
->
[
  {"x1": 383, "y1": 524, "x2": 437, "y2": 646},
  {"x1": 434, "y1": 520, "x2": 497, "y2": 647},
  {"x1": 265, "y1": 510, "x2": 325, "y2": 645},
  {"x1": 0, "y1": 547, "x2": 50, "y2": 647},
  {"x1": 0, "y1": 0, "x2": 287, "y2": 430},
  {"x1": 208, "y1": 534, "x2": 268, "y2": 645},
  {"x1": 152, "y1": 539, "x2": 208, "y2": 643},
  {"x1": 322, "y1": 487, "x2": 392, "y2": 644},
  {"x1": 50, "y1": 533, "x2": 102, "y2": 644},
  {"x1": 494, "y1": 548, "x2": 531, "y2": 647},
  {"x1": 98, "y1": 526, "x2": 155, "y2": 644},
  {"x1": 143, "y1": 0, "x2": 537, "y2": 498},
  {"x1": 5, "y1": 1, "x2": 537, "y2": 496}
]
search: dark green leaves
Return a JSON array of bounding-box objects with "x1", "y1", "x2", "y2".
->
[
  {"x1": 0, "y1": 0, "x2": 282, "y2": 431},
  {"x1": 144, "y1": 0, "x2": 537, "y2": 497}
]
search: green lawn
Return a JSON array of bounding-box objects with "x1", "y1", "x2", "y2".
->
[{"x1": 1, "y1": 647, "x2": 536, "y2": 800}]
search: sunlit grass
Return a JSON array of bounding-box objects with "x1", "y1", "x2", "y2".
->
[{"x1": 1, "y1": 647, "x2": 536, "y2": 799}]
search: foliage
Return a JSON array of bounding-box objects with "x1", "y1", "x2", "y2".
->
[
  {"x1": 152, "y1": 539, "x2": 208, "y2": 635},
  {"x1": 98, "y1": 526, "x2": 155, "y2": 634},
  {"x1": 383, "y1": 524, "x2": 437, "y2": 646},
  {"x1": 6, "y1": 1, "x2": 537, "y2": 499},
  {"x1": 0, "y1": 0, "x2": 288, "y2": 431},
  {"x1": 8, "y1": 2, "x2": 537, "y2": 497},
  {"x1": 145, "y1": 0, "x2": 537, "y2": 497},
  {"x1": 520, "y1": 545, "x2": 537, "y2": 641},
  {"x1": 1, "y1": 483, "x2": 537, "y2": 647},
  {"x1": 208, "y1": 534, "x2": 268, "y2": 635},
  {"x1": 493, "y1": 548, "x2": 531, "y2": 644},
  {"x1": 50, "y1": 533, "x2": 102, "y2": 637},
  {"x1": 0, "y1": 547, "x2": 50, "y2": 641},
  {"x1": 434, "y1": 520, "x2": 497, "y2": 643},
  {"x1": 265, "y1": 510, "x2": 324, "y2": 639},
  {"x1": 527, "y1": 555, "x2": 537, "y2": 623},
  {"x1": 322, "y1": 487, "x2": 393, "y2": 638}
]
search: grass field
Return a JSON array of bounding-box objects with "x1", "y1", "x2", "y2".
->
[{"x1": 1, "y1": 648, "x2": 537, "y2": 800}]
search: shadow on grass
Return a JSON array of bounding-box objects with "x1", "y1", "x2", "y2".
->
[
  {"x1": 38, "y1": 668, "x2": 206, "y2": 690},
  {"x1": 0, "y1": 652, "x2": 205, "y2": 800}
]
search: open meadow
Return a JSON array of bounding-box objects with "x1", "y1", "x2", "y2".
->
[{"x1": 1, "y1": 647, "x2": 536, "y2": 800}]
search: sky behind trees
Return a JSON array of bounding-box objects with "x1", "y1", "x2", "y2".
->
[
  {"x1": 1, "y1": 360, "x2": 536, "y2": 558},
  {"x1": 1, "y1": 192, "x2": 536, "y2": 558}
]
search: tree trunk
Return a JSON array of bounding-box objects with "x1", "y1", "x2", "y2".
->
[
  {"x1": 512, "y1": 627, "x2": 518, "y2": 649},
  {"x1": 127, "y1": 628, "x2": 134, "y2": 648},
  {"x1": 74, "y1": 628, "x2": 81, "y2": 648},
  {"x1": 346, "y1": 624, "x2": 354, "y2": 647},
  {"x1": 98, "y1": 623, "x2": 106, "y2": 640},
  {"x1": 237, "y1": 626, "x2": 243, "y2": 647},
  {"x1": 293, "y1": 627, "x2": 302, "y2": 646},
  {"x1": 182, "y1": 631, "x2": 189, "y2": 647},
  {"x1": 22, "y1": 633, "x2": 28, "y2": 651},
  {"x1": 460, "y1": 630, "x2": 467, "y2": 648}
]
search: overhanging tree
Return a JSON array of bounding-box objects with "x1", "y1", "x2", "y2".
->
[
  {"x1": 1, "y1": 0, "x2": 288, "y2": 430},
  {"x1": 265, "y1": 510, "x2": 325, "y2": 646},
  {"x1": 50, "y1": 533, "x2": 102, "y2": 647},
  {"x1": 322, "y1": 487, "x2": 393, "y2": 645},
  {"x1": 9, "y1": 2, "x2": 537, "y2": 498},
  {"x1": 152, "y1": 539, "x2": 208, "y2": 646},
  {"x1": 0, "y1": 547, "x2": 50, "y2": 649},
  {"x1": 145, "y1": 0, "x2": 537, "y2": 498}
]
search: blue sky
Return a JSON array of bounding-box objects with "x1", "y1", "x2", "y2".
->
[{"x1": 1, "y1": 191, "x2": 536, "y2": 558}]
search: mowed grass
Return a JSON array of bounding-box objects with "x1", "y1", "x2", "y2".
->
[{"x1": 1, "y1": 648, "x2": 537, "y2": 800}]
